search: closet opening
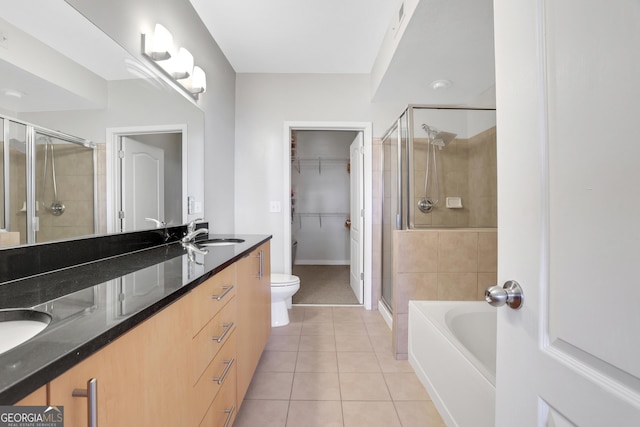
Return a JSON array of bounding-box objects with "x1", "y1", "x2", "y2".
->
[{"x1": 284, "y1": 122, "x2": 372, "y2": 308}]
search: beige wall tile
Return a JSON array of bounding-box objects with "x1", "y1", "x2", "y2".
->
[
  {"x1": 393, "y1": 313, "x2": 408, "y2": 356},
  {"x1": 478, "y1": 231, "x2": 498, "y2": 272},
  {"x1": 395, "y1": 231, "x2": 439, "y2": 273},
  {"x1": 438, "y1": 231, "x2": 478, "y2": 272},
  {"x1": 395, "y1": 273, "x2": 438, "y2": 314},
  {"x1": 437, "y1": 273, "x2": 478, "y2": 300}
]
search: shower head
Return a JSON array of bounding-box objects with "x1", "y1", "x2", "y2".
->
[
  {"x1": 421, "y1": 124, "x2": 457, "y2": 149},
  {"x1": 432, "y1": 131, "x2": 457, "y2": 148}
]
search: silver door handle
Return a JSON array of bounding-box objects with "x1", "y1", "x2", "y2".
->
[{"x1": 485, "y1": 280, "x2": 524, "y2": 309}]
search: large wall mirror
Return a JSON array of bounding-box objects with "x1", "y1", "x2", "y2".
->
[{"x1": 0, "y1": 1, "x2": 204, "y2": 247}]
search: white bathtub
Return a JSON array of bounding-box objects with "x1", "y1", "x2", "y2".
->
[{"x1": 408, "y1": 301, "x2": 497, "y2": 427}]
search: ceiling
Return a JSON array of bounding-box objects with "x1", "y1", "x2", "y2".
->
[
  {"x1": 190, "y1": 0, "x2": 398, "y2": 74},
  {"x1": 191, "y1": 0, "x2": 496, "y2": 105}
]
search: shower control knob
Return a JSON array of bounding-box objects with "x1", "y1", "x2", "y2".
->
[{"x1": 485, "y1": 280, "x2": 524, "y2": 310}]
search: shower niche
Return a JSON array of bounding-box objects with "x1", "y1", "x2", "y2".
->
[{"x1": 1, "y1": 115, "x2": 96, "y2": 246}]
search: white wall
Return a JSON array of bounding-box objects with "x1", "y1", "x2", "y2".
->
[
  {"x1": 65, "y1": 0, "x2": 237, "y2": 231},
  {"x1": 235, "y1": 73, "x2": 371, "y2": 273}
]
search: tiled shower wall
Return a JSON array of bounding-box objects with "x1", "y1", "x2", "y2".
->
[{"x1": 390, "y1": 229, "x2": 497, "y2": 359}]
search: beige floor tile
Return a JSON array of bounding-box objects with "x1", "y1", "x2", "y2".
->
[
  {"x1": 394, "y1": 401, "x2": 446, "y2": 427},
  {"x1": 301, "y1": 322, "x2": 335, "y2": 336},
  {"x1": 295, "y1": 351, "x2": 338, "y2": 372},
  {"x1": 265, "y1": 334, "x2": 301, "y2": 352},
  {"x1": 383, "y1": 372, "x2": 430, "y2": 401},
  {"x1": 271, "y1": 322, "x2": 303, "y2": 336},
  {"x1": 256, "y1": 351, "x2": 298, "y2": 373},
  {"x1": 370, "y1": 335, "x2": 394, "y2": 355},
  {"x1": 291, "y1": 372, "x2": 341, "y2": 400},
  {"x1": 342, "y1": 401, "x2": 401, "y2": 427},
  {"x1": 334, "y1": 322, "x2": 368, "y2": 336},
  {"x1": 337, "y1": 352, "x2": 381, "y2": 373},
  {"x1": 303, "y1": 307, "x2": 334, "y2": 323},
  {"x1": 286, "y1": 401, "x2": 344, "y2": 427},
  {"x1": 339, "y1": 373, "x2": 391, "y2": 401},
  {"x1": 364, "y1": 320, "x2": 392, "y2": 337},
  {"x1": 375, "y1": 351, "x2": 415, "y2": 373},
  {"x1": 234, "y1": 400, "x2": 289, "y2": 427},
  {"x1": 335, "y1": 334, "x2": 373, "y2": 352},
  {"x1": 299, "y1": 335, "x2": 336, "y2": 352},
  {"x1": 289, "y1": 307, "x2": 305, "y2": 323},
  {"x1": 332, "y1": 307, "x2": 365, "y2": 323},
  {"x1": 245, "y1": 372, "x2": 294, "y2": 400},
  {"x1": 361, "y1": 309, "x2": 387, "y2": 324}
]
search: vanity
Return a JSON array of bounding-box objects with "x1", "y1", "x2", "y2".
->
[{"x1": 0, "y1": 227, "x2": 271, "y2": 427}]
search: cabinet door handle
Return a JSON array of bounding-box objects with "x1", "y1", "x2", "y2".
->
[
  {"x1": 223, "y1": 405, "x2": 235, "y2": 427},
  {"x1": 72, "y1": 378, "x2": 98, "y2": 427},
  {"x1": 212, "y1": 358, "x2": 235, "y2": 385},
  {"x1": 211, "y1": 322, "x2": 234, "y2": 343},
  {"x1": 211, "y1": 285, "x2": 234, "y2": 301},
  {"x1": 256, "y1": 249, "x2": 264, "y2": 279}
]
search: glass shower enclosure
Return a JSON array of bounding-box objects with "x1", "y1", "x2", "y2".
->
[
  {"x1": 1, "y1": 115, "x2": 97, "y2": 246},
  {"x1": 380, "y1": 106, "x2": 497, "y2": 311}
]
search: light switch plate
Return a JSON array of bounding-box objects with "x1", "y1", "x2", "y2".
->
[{"x1": 269, "y1": 201, "x2": 281, "y2": 213}]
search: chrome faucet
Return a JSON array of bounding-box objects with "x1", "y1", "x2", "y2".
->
[{"x1": 182, "y1": 218, "x2": 208, "y2": 243}]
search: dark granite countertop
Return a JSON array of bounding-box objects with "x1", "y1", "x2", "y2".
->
[{"x1": 0, "y1": 234, "x2": 271, "y2": 404}]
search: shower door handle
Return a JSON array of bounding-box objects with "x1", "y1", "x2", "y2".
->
[{"x1": 485, "y1": 280, "x2": 524, "y2": 310}]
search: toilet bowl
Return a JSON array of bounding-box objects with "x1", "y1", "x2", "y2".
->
[{"x1": 271, "y1": 274, "x2": 300, "y2": 327}]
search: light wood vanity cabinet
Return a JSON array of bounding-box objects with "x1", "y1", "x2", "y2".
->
[
  {"x1": 236, "y1": 242, "x2": 271, "y2": 405},
  {"x1": 41, "y1": 241, "x2": 270, "y2": 427},
  {"x1": 14, "y1": 386, "x2": 47, "y2": 405},
  {"x1": 189, "y1": 265, "x2": 238, "y2": 427},
  {"x1": 49, "y1": 296, "x2": 191, "y2": 426}
]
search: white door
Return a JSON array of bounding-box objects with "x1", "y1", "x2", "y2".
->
[
  {"x1": 494, "y1": 0, "x2": 640, "y2": 425},
  {"x1": 121, "y1": 137, "x2": 165, "y2": 231},
  {"x1": 349, "y1": 133, "x2": 364, "y2": 304}
]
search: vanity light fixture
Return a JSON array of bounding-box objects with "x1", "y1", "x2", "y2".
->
[
  {"x1": 141, "y1": 24, "x2": 207, "y2": 101},
  {"x1": 149, "y1": 23, "x2": 173, "y2": 60}
]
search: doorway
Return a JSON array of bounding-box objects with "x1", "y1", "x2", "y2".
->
[
  {"x1": 283, "y1": 122, "x2": 373, "y2": 308},
  {"x1": 106, "y1": 125, "x2": 187, "y2": 233}
]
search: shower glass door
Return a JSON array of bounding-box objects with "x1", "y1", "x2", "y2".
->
[{"x1": 35, "y1": 131, "x2": 96, "y2": 243}]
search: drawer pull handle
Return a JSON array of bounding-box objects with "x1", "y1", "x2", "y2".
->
[
  {"x1": 72, "y1": 378, "x2": 98, "y2": 427},
  {"x1": 212, "y1": 285, "x2": 234, "y2": 301},
  {"x1": 212, "y1": 358, "x2": 235, "y2": 385},
  {"x1": 223, "y1": 405, "x2": 235, "y2": 427},
  {"x1": 212, "y1": 322, "x2": 234, "y2": 343}
]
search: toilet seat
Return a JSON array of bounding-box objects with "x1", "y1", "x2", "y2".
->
[{"x1": 271, "y1": 274, "x2": 299, "y2": 287}]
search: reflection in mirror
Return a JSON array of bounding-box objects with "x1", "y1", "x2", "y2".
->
[
  {"x1": 35, "y1": 131, "x2": 96, "y2": 243},
  {"x1": 1, "y1": 116, "x2": 95, "y2": 246},
  {"x1": 0, "y1": 0, "x2": 204, "y2": 248}
]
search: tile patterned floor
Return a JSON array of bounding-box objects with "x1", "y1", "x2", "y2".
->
[{"x1": 234, "y1": 306, "x2": 446, "y2": 427}]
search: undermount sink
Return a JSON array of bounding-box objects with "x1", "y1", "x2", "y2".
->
[
  {"x1": 197, "y1": 238, "x2": 245, "y2": 247},
  {"x1": 0, "y1": 309, "x2": 52, "y2": 355}
]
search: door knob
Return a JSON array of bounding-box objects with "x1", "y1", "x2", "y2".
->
[{"x1": 485, "y1": 280, "x2": 524, "y2": 309}]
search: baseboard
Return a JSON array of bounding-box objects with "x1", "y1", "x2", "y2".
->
[
  {"x1": 294, "y1": 260, "x2": 350, "y2": 265},
  {"x1": 378, "y1": 300, "x2": 393, "y2": 329}
]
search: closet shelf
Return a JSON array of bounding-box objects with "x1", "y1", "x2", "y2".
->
[
  {"x1": 291, "y1": 157, "x2": 349, "y2": 174},
  {"x1": 294, "y1": 212, "x2": 349, "y2": 228}
]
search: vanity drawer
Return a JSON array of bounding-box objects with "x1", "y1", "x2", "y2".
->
[
  {"x1": 198, "y1": 361, "x2": 237, "y2": 427},
  {"x1": 192, "y1": 330, "x2": 237, "y2": 426},
  {"x1": 191, "y1": 296, "x2": 237, "y2": 385},
  {"x1": 191, "y1": 265, "x2": 236, "y2": 337}
]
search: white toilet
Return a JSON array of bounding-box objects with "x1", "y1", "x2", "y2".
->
[{"x1": 270, "y1": 274, "x2": 300, "y2": 327}]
